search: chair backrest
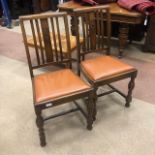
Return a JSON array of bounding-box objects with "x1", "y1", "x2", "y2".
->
[
  {"x1": 20, "y1": 12, "x2": 72, "y2": 77},
  {"x1": 73, "y1": 5, "x2": 111, "y2": 60}
]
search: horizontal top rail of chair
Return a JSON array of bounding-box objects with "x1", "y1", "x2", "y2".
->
[
  {"x1": 19, "y1": 12, "x2": 67, "y2": 20},
  {"x1": 73, "y1": 5, "x2": 109, "y2": 13}
]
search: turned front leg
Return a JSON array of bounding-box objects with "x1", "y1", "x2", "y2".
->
[{"x1": 125, "y1": 72, "x2": 137, "y2": 107}]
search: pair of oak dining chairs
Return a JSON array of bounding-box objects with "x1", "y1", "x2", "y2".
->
[{"x1": 20, "y1": 5, "x2": 137, "y2": 146}]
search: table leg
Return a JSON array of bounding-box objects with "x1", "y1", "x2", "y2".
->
[
  {"x1": 118, "y1": 24, "x2": 129, "y2": 58},
  {"x1": 32, "y1": 0, "x2": 41, "y2": 13}
]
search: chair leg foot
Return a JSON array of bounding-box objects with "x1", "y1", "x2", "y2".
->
[
  {"x1": 40, "y1": 141, "x2": 46, "y2": 147},
  {"x1": 125, "y1": 73, "x2": 136, "y2": 108},
  {"x1": 36, "y1": 108, "x2": 46, "y2": 147},
  {"x1": 125, "y1": 103, "x2": 130, "y2": 108},
  {"x1": 87, "y1": 125, "x2": 93, "y2": 130},
  {"x1": 93, "y1": 117, "x2": 96, "y2": 121}
]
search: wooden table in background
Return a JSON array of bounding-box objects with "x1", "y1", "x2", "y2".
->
[
  {"x1": 144, "y1": 15, "x2": 155, "y2": 52},
  {"x1": 58, "y1": 1, "x2": 144, "y2": 57}
]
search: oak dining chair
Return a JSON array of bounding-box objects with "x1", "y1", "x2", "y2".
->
[
  {"x1": 20, "y1": 12, "x2": 94, "y2": 146},
  {"x1": 73, "y1": 6, "x2": 138, "y2": 120}
]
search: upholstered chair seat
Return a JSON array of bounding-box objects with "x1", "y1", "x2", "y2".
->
[
  {"x1": 81, "y1": 56, "x2": 135, "y2": 81},
  {"x1": 34, "y1": 69, "x2": 90, "y2": 103}
]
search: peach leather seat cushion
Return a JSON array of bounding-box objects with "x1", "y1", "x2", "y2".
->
[
  {"x1": 27, "y1": 33, "x2": 83, "y2": 53},
  {"x1": 81, "y1": 56, "x2": 135, "y2": 81},
  {"x1": 34, "y1": 69, "x2": 90, "y2": 103}
]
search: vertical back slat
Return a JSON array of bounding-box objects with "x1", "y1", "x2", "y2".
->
[
  {"x1": 56, "y1": 17, "x2": 63, "y2": 61},
  {"x1": 81, "y1": 15, "x2": 86, "y2": 53},
  {"x1": 64, "y1": 15, "x2": 72, "y2": 67},
  {"x1": 88, "y1": 13, "x2": 92, "y2": 51},
  {"x1": 98, "y1": 10, "x2": 102, "y2": 49},
  {"x1": 35, "y1": 19, "x2": 45, "y2": 63},
  {"x1": 85, "y1": 13, "x2": 90, "y2": 51},
  {"x1": 64, "y1": 15, "x2": 71, "y2": 53},
  {"x1": 30, "y1": 19, "x2": 40, "y2": 65},
  {"x1": 96, "y1": 10, "x2": 100, "y2": 49},
  {"x1": 89, "y1": 13, "x2": 96, "y2": 50},
  {"x1": 106, "y1": 8, "x2": 111, "y2": 55},
  {"x1": 50, "y1": 17, "x2": 58, "y2": 61},
  {"x1": 40, "y1": 18, "x2": 53, "y2": 62},
  {"x1": 74, "y1": 13, "x2": 82, "y2": 74},
  {"x1": 100, "y1": 9, "x2": 104, "y2": 49}
]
